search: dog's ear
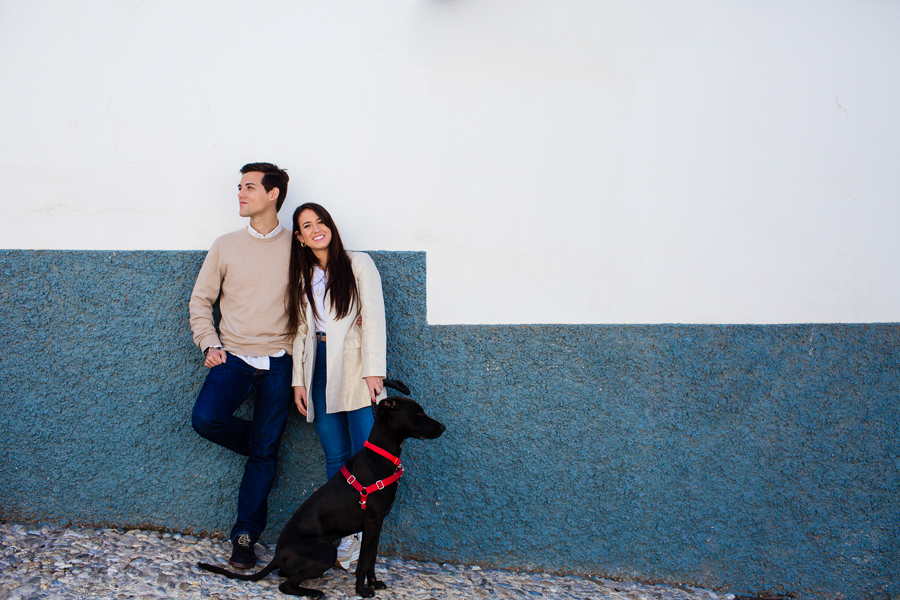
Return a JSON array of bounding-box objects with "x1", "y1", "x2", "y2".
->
[{"x1": 379, "y1": 398, "x2": 401, "y2": 412}]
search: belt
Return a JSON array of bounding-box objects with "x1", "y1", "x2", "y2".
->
[{"x1": 316, "y1": 332, "x2": 327, "y2": 342}]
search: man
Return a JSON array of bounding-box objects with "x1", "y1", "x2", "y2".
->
[{"x1": 189, "y1": 162, "x2": 293, "y2": 568}]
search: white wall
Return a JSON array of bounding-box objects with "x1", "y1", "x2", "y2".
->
[{"x1": 1, "y1": 0, "x2": 898, "y2": 324}]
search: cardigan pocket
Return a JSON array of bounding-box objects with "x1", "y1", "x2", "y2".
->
[
  {"x1": 343, "y1": 327, "x2": 362, "y2": 349},
  {"x1": 339, "y1": 346, "x2": 367, "y2": 406}
]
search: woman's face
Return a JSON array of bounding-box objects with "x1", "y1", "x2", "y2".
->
[{"x1": 296, "y1": 209, "x2": 332, "y2": 252}]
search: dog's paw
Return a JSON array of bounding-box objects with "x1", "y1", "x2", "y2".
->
[
  {"x1": 355, "y1": 584, "x2": 376, "y2": 598},
  {"x1": 372, "y1": 580, "x2": 387, "y2": 590}
]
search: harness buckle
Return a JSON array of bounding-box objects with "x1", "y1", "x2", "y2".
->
[
  {"x1": 346, "y1": 475, "x2": 356, "y2": 486},
  {"x1": 376, "y1": 480, "x2": 385, "y2": 490}
]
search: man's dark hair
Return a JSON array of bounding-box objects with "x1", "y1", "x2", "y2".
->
[{"x1": 240, "y1": 162, "x2": 289, "y2": 211}]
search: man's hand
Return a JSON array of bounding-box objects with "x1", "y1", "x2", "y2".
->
[
  {"x1": 204, "y1": 348, "x2": 227, "y2": 368},
  {"x1": 365, "y1": 376, "x2": 384, "y2": 403},
  {"x1": 294, "y1": 386, "x2": 308, "y2": 416}
]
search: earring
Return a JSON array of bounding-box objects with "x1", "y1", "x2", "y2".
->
[{"x1": 300, "y1": 240, "x2": 306, "y2": 247}]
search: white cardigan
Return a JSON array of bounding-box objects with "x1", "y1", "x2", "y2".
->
[{"x1": 291, "y1": 251, "x2": 387, "y2": 421}]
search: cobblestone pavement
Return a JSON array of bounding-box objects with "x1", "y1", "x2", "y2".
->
[{"x1": 0, "y1": 523, "x2": 734, "y2": 600}]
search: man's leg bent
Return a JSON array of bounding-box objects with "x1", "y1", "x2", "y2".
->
[{"x1": 191, "y1": 356, "x2": 255, "y2": 456}]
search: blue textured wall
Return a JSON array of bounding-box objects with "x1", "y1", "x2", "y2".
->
[{"x1": 0, "y1": 250, "x2": 897, "y2": 599}]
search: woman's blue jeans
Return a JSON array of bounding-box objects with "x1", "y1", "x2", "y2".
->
[
  {"x1": 191, "y1": 352, "x2": 292, "y2": 542},
  {"x1": 311, "y1": 339, "x2": 375, "y2": 480}
]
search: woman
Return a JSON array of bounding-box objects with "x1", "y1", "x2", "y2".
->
[{"x1": 287, "y1": 202, "x2": 386, "y2": 569}]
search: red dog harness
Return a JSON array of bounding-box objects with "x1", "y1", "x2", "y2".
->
[{"x1": 340, "y1": 441, "x2": 403, "y2": 514}]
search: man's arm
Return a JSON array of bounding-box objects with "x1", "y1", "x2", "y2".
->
[{"x1": 189, "y1": 241, "x2": 224, "y2": 361}]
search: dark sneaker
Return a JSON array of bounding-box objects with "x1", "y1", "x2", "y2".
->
[{"x1": 229, "y1": 533, "x2": 257, "y2": 569}]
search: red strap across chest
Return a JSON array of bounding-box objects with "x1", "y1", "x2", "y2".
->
[{"x1": 340, "y1": 442, "x2": 404, "y2": 513}]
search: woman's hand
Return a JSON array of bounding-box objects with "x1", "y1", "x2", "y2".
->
[
  {"x1": 365, "y1": 376, "x2": 384, "y2": 403},
  {"x1": 294, "y1": 386, "x2": 308, "y2": 416}
]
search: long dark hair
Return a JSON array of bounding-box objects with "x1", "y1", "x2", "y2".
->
[{"x1": 286, "y1": 203, "x2": 359, "y2": 338}]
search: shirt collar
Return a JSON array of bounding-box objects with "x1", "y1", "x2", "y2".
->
[{"x1": 247, "y1": 223, "x2": 283, "y2": 239}]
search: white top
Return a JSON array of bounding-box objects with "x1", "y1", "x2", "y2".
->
[
  {"x1": 209, "y1": 223, "x2": 286, "y2": 370},
  {"x1": 312, "y1": 266, "x2": 327, "y2": 334}
]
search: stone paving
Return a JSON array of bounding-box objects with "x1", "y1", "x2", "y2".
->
[{"x1": 0, "y1": 522, "x2": 734, "y2": 600}]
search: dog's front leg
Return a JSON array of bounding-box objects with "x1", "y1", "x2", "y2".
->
[{"x1": 355, "y1": 520, "x2": 386, "y2": 597}]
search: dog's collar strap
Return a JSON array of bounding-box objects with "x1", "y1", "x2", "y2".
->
[
  {"x1": 364, "y1": 440, "x2": 402, "y2": 467},
  {"x1": 340, "y1": 465, "x2": 404, "y2": 513}
]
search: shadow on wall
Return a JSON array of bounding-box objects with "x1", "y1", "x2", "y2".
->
[{"x1": 0, "y1": 250, "x2": 897, "y2": 600}]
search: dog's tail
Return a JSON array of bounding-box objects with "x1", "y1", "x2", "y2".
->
[{"x1": 197, "y1": 560, "x2": 278, "y2": 581}]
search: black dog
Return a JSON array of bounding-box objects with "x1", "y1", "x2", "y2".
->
[{"x1": 198, "y1": 395, "x2": 445, "y2": 597}]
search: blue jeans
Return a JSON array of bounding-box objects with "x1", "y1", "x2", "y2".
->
[
  {"x1": 311, "y1": 340, "x2": 375, "y2": 480},
  {"x1": 191, "y1": 352, "x2": 292, "y2": 542}
]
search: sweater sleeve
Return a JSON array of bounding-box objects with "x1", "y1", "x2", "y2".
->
[
  {"x1": 189, "y1": 241, "x2": 224, "y2": 351},
  {"x1": 355, "y1": 253, "x2": 387, "y2": 378}
]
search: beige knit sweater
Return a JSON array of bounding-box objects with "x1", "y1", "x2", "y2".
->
[{"x1": 189, "y1": 227, "x2": 292, "y2": 357}]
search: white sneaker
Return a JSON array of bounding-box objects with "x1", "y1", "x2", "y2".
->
[{"x1": 335, "y1": 532, "x2": 361, "y2": 570}]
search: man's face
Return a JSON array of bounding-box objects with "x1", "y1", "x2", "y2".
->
[{"x1": 237, "y1": 171, "x2": 278, "y2": 218}]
